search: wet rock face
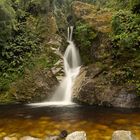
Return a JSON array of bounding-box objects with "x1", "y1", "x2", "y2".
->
[
  {"x1": 112, "y1": 130, "x2": 138, "y2": 140},
  {"x1": 10, "y1": 69, "x2": 58, "y2": 103},
  {"x1": 73, "y1": 65, "x2": 140, "y2": 108}
]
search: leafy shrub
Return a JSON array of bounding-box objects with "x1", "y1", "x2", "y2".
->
[
  {"x1": 0, "y1": 0, "x2": 41, "y2": 91},
  {"x1": 136, "y1": 80, "x2": 140, "y2": 95},
  {"x1": 111, "y1": 10, "x2": 140, "y2": 58},
  {"x1": 27, "y1": 0, "x2": 52, "y2": 16},
  {"x1": 74, "y1": 21, "x2": 97, "y2": 64},
  {"x1": 110, "y1": 10, "x2": 140, "y2": 94},
  {"x1": 111, "y1": 66, "x2": 135, "y2": 85},
  {"x1": 0, "y1": 0, "x2": 15, "y2": 50}
]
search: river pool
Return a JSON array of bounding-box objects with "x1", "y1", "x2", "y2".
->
[{"x1": 0, "y1": 104, "x2": 140, "y2": 139}]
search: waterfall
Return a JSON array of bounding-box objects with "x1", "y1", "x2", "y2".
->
[
  {"x1": 51, "y1": 26, "x2": 81, "y2": 103},
  {"x1": 29, "y1": 26, "x2": 81, "y2": 106}
]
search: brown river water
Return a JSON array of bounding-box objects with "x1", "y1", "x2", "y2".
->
[{"x1": 0, "y1": 104, "x2": 140, "y2": 140}]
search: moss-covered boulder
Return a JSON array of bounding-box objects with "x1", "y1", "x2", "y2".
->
[
  {"x1": 72, "y1": 1, "x2": 112, "y2": 33},
  {"x1": 4, "y1": 68, "x2": 58, "y2": 104},
  {"x1": 72, "y1": 1, "x2": 112, "y2": 65}
]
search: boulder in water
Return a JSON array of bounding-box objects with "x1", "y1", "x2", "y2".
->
[
  {"x1": 66, "y1": 131, "x2": 86, "y2": 140},
  {"x1": 45, "y1": 130, "x2": 68, "y2": 140},
  {"x1": 59, "y1": 130, "x2": 68, "y2": 139},
  {"x1": 3, "y1": 137, "x2": 18, "y2": 140},
  {"x1": 20, "y1": 136, "x2": 40, "y2": 140},
  {"x1": 45, "y1": 136, "x2": 59, "y2": 140},
  {"x1": 112, "y1": 130, "x2": 138, "y2": 140}
]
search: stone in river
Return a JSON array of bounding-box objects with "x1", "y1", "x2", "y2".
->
[
  {"x1": 20, "y1": 136, "x2": 40, "y2": 140},
  {"x1": 66, "y1": 131, "x2": 87, "y2": 140},
  {"x1": 59, "y1": 130, "x2": 68, "y2": 139},
  {"x1": 45, "y1": 136, "x2": 60, "y2": 140},
  {"x1": 112, "y1": 130, "x2": 138, "y2": 140},
  {"x1": 3, "y1": 137, "x2": 18, "y2": 140}
]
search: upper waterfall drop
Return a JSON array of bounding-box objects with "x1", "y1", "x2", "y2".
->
[{"x1": 63, "y1": 26, "x2": 81, "y2": 102}]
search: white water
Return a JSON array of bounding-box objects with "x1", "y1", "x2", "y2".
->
[
  {"x1": 50, "y1": 26, "x2": 81, "y2": 103},
  {"x1": 29, "y1": 26, "x2": 81, "y2": 106}
]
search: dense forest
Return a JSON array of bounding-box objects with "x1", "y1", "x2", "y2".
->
[{"x1": 0, "y1": 0, "x2": 140, "y2": 105}]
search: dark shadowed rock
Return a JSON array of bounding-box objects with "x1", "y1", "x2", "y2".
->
[
  {"x1": 45, "y1": 136, "x2": 60, "y2": 140},
  {"x1": 73, "y1": 65, "x2": 140, "y2": 108},
  {"x1": 59, "y1": 130, "x2": 68, "y2": 139}
]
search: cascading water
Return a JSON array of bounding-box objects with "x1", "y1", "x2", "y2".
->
[
  {"x1": 30, "y1": 26, "x2": 81, "y2": 106},
  {"x1": 51, "y1": 26, "x2": 81, "y2": 103}
]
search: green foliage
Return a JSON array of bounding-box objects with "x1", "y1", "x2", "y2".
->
[
  {"x1": 110, "y1": 9, "x2": 140, "y2": 94},
  {"x1": 73, "y1": 0, "x2": 140, "y2": 13},
  {"x1": 0, "y1": 0, "x2": 15, "y2": 46},
  {"x1": 136, "y1": 80, "x2": 140, "y2": 95},
  {"x1": 0, "y1": 91, "x2": 15, "y2": 104},
  {"x1": 111, "y1": 10, "x2": 140, "y2": 58},
  {"x1": 77, "y1": 0, "x2": 105, "y2": 6},
  {"x1": 0, "y1": 0, "x2": 62, "y2": 93},
  {"x1": 0, "y1": 0, "x2": 42, "y2": 91},
  {"x1": 106, "y1": 0, "x2": 130, "y2": 9},
  {"x1": 26, "y1": 0, "x2": 52, "y2": 16},
  {"x1": 111, "y1": 66, "x2": 135, "y2": 85},
  {"x1": 74, "y1": 21, "x2": 97, "y2": 64}
]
